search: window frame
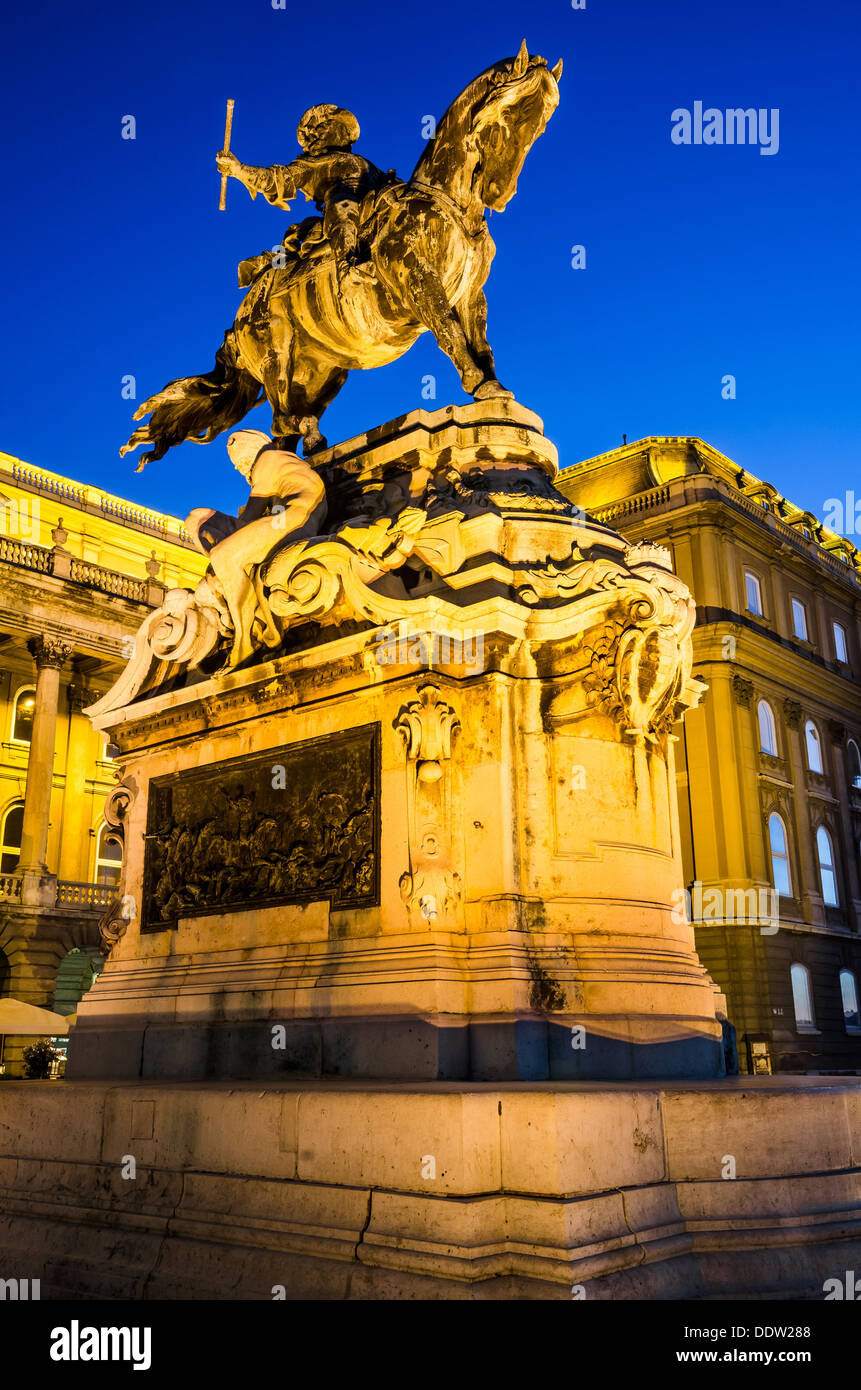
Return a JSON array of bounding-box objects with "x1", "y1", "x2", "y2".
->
[
  {"x1": 768, "y1": 812, "x2": 792, "y2": 898},
  {"x1": 94, "y1": 822, "x2": 123, "y2": 888},
  {"x1": 833, "y1": 621, "x2": 849, "y2": 664},
  {"x1": 790, "y1": 962, "x2": 817, "y2": 1032},
  {"x1": 804, "y1": 719, "x2": 824, "y2": 774},
  {"x1": 744, "y1": 569, "x2": 764, "y2": 617},
  {"x1": 10, "y1": 685, "x2": 36, "y2": 746},
  {"x1": 757, "y1": 699, "x2": 778, "y2": 756},
  {"x1": 790, "y1": 597, "x2": 809, "y2": 641},
  {"x1": 840, "y1": 968, "x2": 861, "y2": 1034},
  {"x1": 847, "y1": 739, "x2": 861, "y2": 790},
  {"x1": 0, "y1": 800, "x2": 25, "y2": 875},
  {"x1": 816, "y1": 825, "x2": 839, "y2": 907}
]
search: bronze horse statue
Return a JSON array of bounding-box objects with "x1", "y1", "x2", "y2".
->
[{"x1": 121, "y1": 44, "x2": 561, "y2": 468}]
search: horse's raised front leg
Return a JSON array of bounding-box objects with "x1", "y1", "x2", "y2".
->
[
  {"x1": 404, "y1": 255, "x2": 487, "y2": 396},
  {"x1": 459, "y1": 288, "x2": 513, "y2": 401}
]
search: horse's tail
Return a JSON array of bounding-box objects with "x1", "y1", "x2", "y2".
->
[{"x1": 119, "y1": 330, "x2": 263, "y2": 471}]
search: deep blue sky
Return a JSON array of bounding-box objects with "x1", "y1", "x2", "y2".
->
[{"x1": 2, "y1": 0, "x2": 858, "y2": 521}]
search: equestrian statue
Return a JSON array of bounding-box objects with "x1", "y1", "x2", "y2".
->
[{"x1": 120, "y1": 43, "x2": 562, "y2": 468}]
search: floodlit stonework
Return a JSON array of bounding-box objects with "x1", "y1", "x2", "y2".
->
[
  {"x1": 0, "y1": 453, "x2": 205, "y2": 1074},
  {"x1": 73, "y1": 402, "x2": 727, "y2": 1084},
  {"x1": 558, "y1": 438, "x2": 861, "y2": 1075},
  {"x1": 1, "y1": 48, "x2": 860, "y2": 1304}
]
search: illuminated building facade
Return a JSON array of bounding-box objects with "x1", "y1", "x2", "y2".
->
[
  {"x1": 559, "y1": 437, "x2": 861, "y2": 1074},
  {"x1": 0, "y1": 452, "x2": 204, "y2": 1073}
]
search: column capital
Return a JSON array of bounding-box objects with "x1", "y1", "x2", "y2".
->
[
  {"x1": 67, "y1": 683, "x2": 92, "y2": 712},
  {"x1": 731, "y1": 674, "x2": 754, "y2": 708},
  {"x1": 27, "y1": 635, "x2": 73, "y2": 671}
]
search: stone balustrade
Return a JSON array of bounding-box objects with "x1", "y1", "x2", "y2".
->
[
  {"x1": 55, "y1": 880, "x2": 115, "y2": 909},
  {"x1": 7, "y1": 460, "x2": 191, "y2": 545},
  {"x1": 67, "y1": 558, "x2": 149, "y2": 603},
  {"x1": 0, "y1": 873, "x2": 113, "y2": 912},
  {"x1": 0, "y1": 536, "x2": 159, "y2": 604},
  {"x1": 0, "y1": 536, "x2": 55, "y2": 572},
  {"x1": 0, "y1": 873, "x2": 22, "y2": 903},
  {"x1": 592, "y1": 475, "x2": 861, "y2": 587}
]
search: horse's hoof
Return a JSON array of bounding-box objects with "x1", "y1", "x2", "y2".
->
[{"x1": 473, "y1": 381, "x2": 514, "y2": 401}]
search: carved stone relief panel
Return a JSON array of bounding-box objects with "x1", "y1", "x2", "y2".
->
[{"x1": 140, "y1": 724, "x2": 380, "y2": 931}]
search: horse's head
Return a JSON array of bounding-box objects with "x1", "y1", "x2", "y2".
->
[
  {"x1": 413, "y1": 42, "x2": 561, "y2": 213},
  {"x1": 471, "y1": 43, "x2": 562, "y2": 210}
]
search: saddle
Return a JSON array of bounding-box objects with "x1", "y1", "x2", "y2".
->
[
  {"x1": 236, "y1": 181, "x2": 405, "y2": 290},
  {"x1": 237, "y1": 218, "x2": 327, "y2": 289}
]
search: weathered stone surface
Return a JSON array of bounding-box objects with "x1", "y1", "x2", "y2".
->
[
  {"x1": 73, "y1": 405, "x2": 725, "y2": 1082},
  {"x1": 0, "y1": 1077, "x2": 859, "y2": 1299}
]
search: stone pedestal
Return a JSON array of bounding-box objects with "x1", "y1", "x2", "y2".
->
[
  {"x1": 8, "y1": 403, "x2": 859, "y2": 1303},
  {"x1": 1, "y1": 1076, "x2": 860, "y2": 1299},
  {"x1": 71, "y1": 402, "x2": 725, "y2": 1082}
]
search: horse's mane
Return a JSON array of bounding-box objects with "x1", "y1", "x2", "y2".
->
[{"x1": 410, "y1": 64, "x2": 501, "y2": 185}]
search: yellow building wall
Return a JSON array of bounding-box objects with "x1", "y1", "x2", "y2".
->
[
  {"x1": 0, "y1": 453, "x2": 207, "y2": 886},
  {"x1": 0, "y1": 453, "x2": 203, "y2": 592}
]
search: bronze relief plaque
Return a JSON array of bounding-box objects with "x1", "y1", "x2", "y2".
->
[{"x1": 140, "y1": 723, "x2": 380, "y2": 931}]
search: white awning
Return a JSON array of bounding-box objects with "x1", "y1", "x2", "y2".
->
[{"x1": 0, "y1": 998, "x2": 70, "y2": 1035}]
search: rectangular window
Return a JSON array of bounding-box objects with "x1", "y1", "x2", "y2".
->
[
  {"x1": 791, "y1": 598, "x2": 808, "y2": 641},
  {"x1": 833, "y1": 621, "x2": 848, "y2": 663},
  {"x1": 744, "y1": 570, "x2": 763, "y2": 616}
]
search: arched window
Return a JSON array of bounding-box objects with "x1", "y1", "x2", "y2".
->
[
  {"x1": 94, "y1": 824, "x2": 122, "y2": 888},
  {"x1": 0, "y1": 801, "x2": 24, "y2": 874},
  {"x1": 791, "y1": 963, "x2": 815, "y2": 1029},
  {"x1": 757, "y1": 700, "x2": 778, "y2": 755},
  {"x1": 768, "y1": 813, "x2": 792, "y2": 897},
  {"x1": 816, "y1": 826, "x2": 839, "y2": 906},
  {"x1": 10, "y1": 687, "x2": 35, "y2": 744},
  {"x1": 848, "y1": 739, "x2": 861, "y2": 790},
  {"x1": 840, "y1": 969, "x2": 860, "y2": 1031},
  {"x1": 744, "y1": 570, "x2": 763, "y2": 616},
  {"x1": 791, "y1": 597, "x2": 808, "y2": 640},
  {"x1": 833, "y1": 621, "x2": 849, "y2": 663},
  {"x1": 805, "y1": 720, "x2": 823, "y2": 774}
]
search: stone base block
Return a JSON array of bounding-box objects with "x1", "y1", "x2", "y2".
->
[
  {"x1": 0, "y1": 1076, "x2": 859, "y2": 1299},
  {"x1": 66, "y1": 1013, "x2": 727, "y2": 1083}
]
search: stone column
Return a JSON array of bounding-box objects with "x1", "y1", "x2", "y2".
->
[
  {"x1": 18, "y1": 635, "x2": 72, "y2": 905},
  {"x1": 59, "y1": 681, "x2": 97, "y2": 882}
]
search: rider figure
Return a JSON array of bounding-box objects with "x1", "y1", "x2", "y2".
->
[{"x1": 217, "y1": 104, "x2": 394, "y2": 288}]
